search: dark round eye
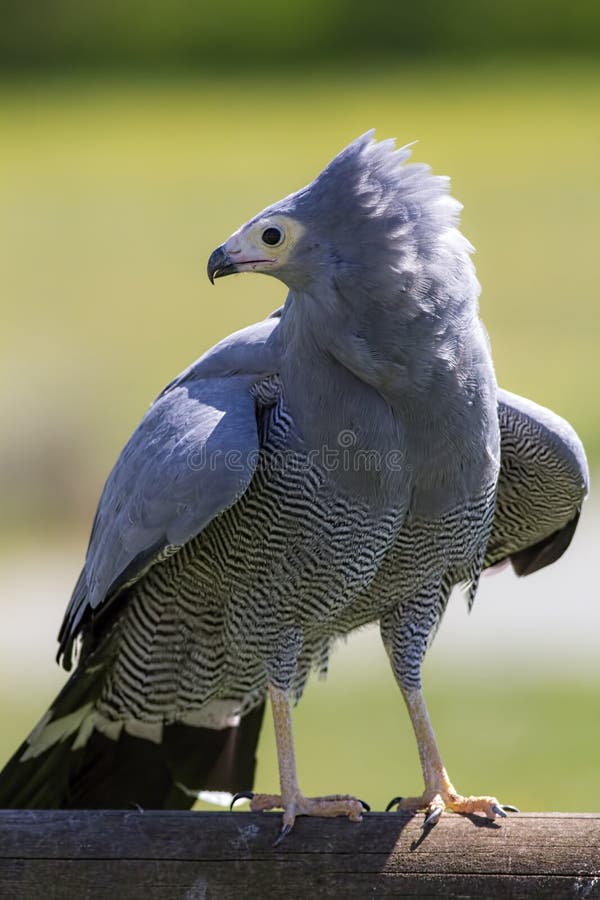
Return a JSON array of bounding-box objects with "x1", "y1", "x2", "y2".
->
[{"x1": 261, "y1": 226, "x2": 283, "y2": 247}]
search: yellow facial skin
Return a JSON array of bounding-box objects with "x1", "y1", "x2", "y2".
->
[{"x1": 223, "y1": 215, "x2": 306, "y2": 276}]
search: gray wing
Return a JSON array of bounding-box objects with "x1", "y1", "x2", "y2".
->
[
  {"x1": 59, "y1": 317, "x2": 281, "y2": 667},
  {"x1": 485, "y1": 388, "x2": 589, "y2": 575}
]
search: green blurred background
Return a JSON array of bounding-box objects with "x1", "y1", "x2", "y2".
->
[{"x1": 0, "y1": 2, "x2": 598, "y2": 812}]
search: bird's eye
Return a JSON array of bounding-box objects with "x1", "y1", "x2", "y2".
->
[{"x1": 261, "y1": 226, "x2": 283, "y2": 247}]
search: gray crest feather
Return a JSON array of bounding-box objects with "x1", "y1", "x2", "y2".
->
[
  {"x1": 287, "y1": 130, "x2": 467, "y2": 266},
  {"x1": 258, "y1": 131, "x2": 478, "y2": 332}
]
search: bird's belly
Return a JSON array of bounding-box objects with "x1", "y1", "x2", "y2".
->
[
  {"x1": 97, "y1": 379, "x2": 497, "y2": 729},
  {"x1": 97, "y1": 456, "x2": 403, "y2": 727}
]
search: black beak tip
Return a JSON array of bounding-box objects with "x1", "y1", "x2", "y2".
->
[{"x1": 207, "y1": 245, "x2": 236, "y2": 285}]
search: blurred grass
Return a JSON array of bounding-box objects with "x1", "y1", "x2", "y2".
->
[
  {"x1": 0, "y1": 63, "x2": 598, "y2": 811},
  {"x1": 3, "y1": 0, "x2": 599, "y2": 70}
]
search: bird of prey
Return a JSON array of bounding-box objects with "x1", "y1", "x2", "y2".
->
[{"x1": 0, "y1": 133, "x2": 588, "y2": 835}]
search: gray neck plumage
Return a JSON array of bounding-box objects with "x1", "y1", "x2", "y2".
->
[{"x1": 277, "y1": 273, "x2": 499, "y2": 514}]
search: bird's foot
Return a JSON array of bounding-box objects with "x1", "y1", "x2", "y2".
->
[
  {"x1": 386, "y1": 788, "x2": 518, "y2": 828},
  {"x1": 231, "y1": 790, "x2": 368, "y2": 839}
]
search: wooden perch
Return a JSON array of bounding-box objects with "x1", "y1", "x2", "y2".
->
[{"x1": 1, "y1": 810, "x2": 599, "y2": 899}]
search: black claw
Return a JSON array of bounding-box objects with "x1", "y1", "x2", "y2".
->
[
  {"x1": 230, "y1": 791, "x2": 254, "y2": 810},
  {"x1": 273, "y1": 823, "x2": 292, "y2": 847},
  {"x1": 359, "y1": 799, "x2": 371, "y2": 812},
  {"x1": 501, "y1": 804, "x2": 520, "y2": 813},
  {"x1": 385, "y1": 795, "x2": 403, "y2": 812},
  {"x1": 423, "y1": 807, "x2": 443, "y2": 829},
  {"x1": 491, "y1": 803, "x2": 508, "y2": 818}
]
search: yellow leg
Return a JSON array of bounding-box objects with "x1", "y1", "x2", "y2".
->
[
  {"x1": 388, "y1": 687, "x2": 516, "y2": 825},
  {"x1": 237, "y1": 684, "x2": 366, "y2": 836}
]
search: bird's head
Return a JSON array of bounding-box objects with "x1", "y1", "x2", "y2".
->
[
  {"x1": 207, "y1": 130, "x2": 470, "y2": 304},
  {"x1": 207, "y1": 210, "x2": 310, "y2": 289}
]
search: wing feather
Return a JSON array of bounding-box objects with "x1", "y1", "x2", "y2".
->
[
  {"x1": 58, "y1": 317, "x2": 282, "y2": 668},
  {"x1": 485, "y1": 388, "x2": 589, "y2": 574}
]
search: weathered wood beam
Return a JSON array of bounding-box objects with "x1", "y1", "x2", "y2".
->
[{"x1": 1, "y1": 810, "x2": 599, "y2": 899}]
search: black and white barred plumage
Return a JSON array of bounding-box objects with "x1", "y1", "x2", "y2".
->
[{"x1": 94, "y1": 374, "x2": 497, "y2": 735}]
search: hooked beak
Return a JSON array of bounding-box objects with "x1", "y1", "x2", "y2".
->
[{"x1": 207, "y1": 245, "x2": 238, "y2": 284}]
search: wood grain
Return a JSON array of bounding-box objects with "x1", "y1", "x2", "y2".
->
[{"x1": 1, "y1": 810, "x2": 598, "y2": 899}]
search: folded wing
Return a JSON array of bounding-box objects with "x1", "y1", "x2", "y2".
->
[
  {"x1": 485, "y1": 388, "x2": 589, "y2": 575},
  {"x1": 57, "y1": 317, "x2": 282, "y2": 668}
]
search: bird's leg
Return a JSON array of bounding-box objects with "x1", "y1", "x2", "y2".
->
[
  {"x1": 388, "y1": 685, "x2": 515, "y2": 826},
  {"x1": 381, "y1": 594, "x2": 516, "y2": 826},
  {"x1": 234, "y1": 684, "x2": 367, "y2": 835}
]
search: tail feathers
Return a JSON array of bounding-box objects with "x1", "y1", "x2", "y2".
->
[
  {"x1": 0, "y1": 733, "x2": 79, "y2": 808},
  {"x1": 0, "y1": 656, "x2": 266, "y2": 809},
  {"x1": 63, "y1": 707, "x2": 266, "y2": 809},
  {"x1": 0, "y1": 654, "x2": 106, "y2": 808}
]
